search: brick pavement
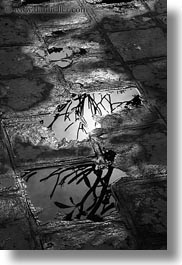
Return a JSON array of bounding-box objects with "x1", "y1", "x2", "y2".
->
[{"x1": 0, "y1": 0, "x2": 167, "y2": 249}]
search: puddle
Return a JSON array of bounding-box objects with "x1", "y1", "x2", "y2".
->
[
  {"x1": 23, "y1": 165, "x2": 126, "y2": 222},
  {"x1": 43, "y1": 88, "x2": 140, "y2": 142},
  {"x1": 46, "y1": 46, "x2": 87, "y2": 68}
]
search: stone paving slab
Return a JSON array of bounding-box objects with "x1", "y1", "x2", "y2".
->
[
  {"x1": 0, "y1": 15, "x2": 38, "y2": 46},
  {"x1": 0, "y1": 0, "x2": 167, "y2": 250},
  {"x1": 3, "y1": 116, "x2": 94, "y2": 169},
  {"x1": 87, "y1": 0, "x2": 160, "y2": 32},
  {"x1": 42, "y1": 25, "x2": 112, "y2": 57},
  {"x1": 112, "y1": 173, "x2": 167, "y2": 249},
  {"x1": 108, "y1": 27, "x2": 166, "y2": 62},
  {"x1": 90, "y1": 105, "x2": 167, "y2": 176},
  {"x1": 39, "y1": 212, "x2": 136, "y2": 249},
  {"x1": 0, "y1": 218, "x2": 35, "y2": 250},
  {"x1": 63, "y1": 57, "x2": 133, "y2": 89},
  {"x1": 0, "y1": 71, "x2": 66, "y2": 118}
]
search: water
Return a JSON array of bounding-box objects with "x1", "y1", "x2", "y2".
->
[
  {"x1": 43, "y1": 88, "x2": 139, "y2": 142},
  {"x1": 25, "y1": 88, "x2": 139, "y2": 221},
  {"x1": 24, "y1": 165, "x2": 126, "y2": 222}
]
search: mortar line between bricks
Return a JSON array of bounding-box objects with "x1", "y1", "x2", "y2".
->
[
  {"x1": 0, "y1": 120, "x2": 43, "y2": 249},
  {"x1": 79, "y1": 0, "x2": 167, "y2": 128}
]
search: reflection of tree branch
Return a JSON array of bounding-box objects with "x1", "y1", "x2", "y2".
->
[
  {"x1": 76, "y1": 168, "x2": 103, "y2": 215},
  {"x1": 58, "y1": 163, "x2": 94, "y2": 186},
  {"x1": 87, "y1": 166, "x2": 113, "y2": 219},
  {"x1": 50, "y1": 174, "x2": 60, "y2": 199},
  {"x1": 68, "y1": 167, "x2": 93, "y2": 184},
  {"x1": 46, "y1": 92, "x2": 139, "y2": 140}
]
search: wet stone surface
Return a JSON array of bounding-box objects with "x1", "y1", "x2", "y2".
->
[
  {"x1": 0, "y1": 46, "x2": 54, "y2": 77},
  {"x1": 63, "y1": 57, "x2": 133, "y2": 88},
  {"x1": 0, "y1": 0, "x2": 167, "y2": 250},
  {"x1": 0, "y1": 218, "x2": 35, "y2": 250},
  {"x1": 20, "y1": 0, "x2": 90, "y2": 27},
  {"x1": 109, "y1": 27, "x2": 166, "y2": 62},
  {"x1": 39, "y1": 211, "x2": 135, "y2": 250},
  {"x1": 0, "y1": 72, "x2": 65, "y2": 117},
  {"x1": 3, "y1": 87, "x2": 140, "y2": 168},
  {"x1": 42, "y1": 26, "x2": 112, "y2": 57},
  {"x1": 0, "y1": 77, "x2": 54, "y2": 112},
  {"x1": 112, "y1": 173, "x2": 167, "y2": 249},
  {"x1": 0, "y1": 15, "x2": 37, "y2": 46}
]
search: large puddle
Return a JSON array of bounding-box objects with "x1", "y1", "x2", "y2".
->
[
  {"x1": 43, "y1": 88, "x2": 140, "y2": 142},
  {"x1": 24, "y1": 88, "x2": 139, "y2": 222},
  {"x1": 23, "y1": 165, "x2": 127, "y2": 222}
]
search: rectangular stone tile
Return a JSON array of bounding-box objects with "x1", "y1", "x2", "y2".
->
[
  {"x1": 108, "y1": 27, "x2": 166, "y2": 62},
  {"x1": 3, "y1": 115, "x2": 95, "y2": 169},
  {"x1": 39, "y1": 213, "x2": 136, "y2": 249},
  {"x1": 0, "y1": 219, "x2": 35, "y2": 249},
  {"x1": 0, "y1": 72, "x2": 64, "y2": 118},
  {"x1": 17, "y1": 0, "x2": 90, "y2": 28},
  {"x1": 129, "y1": 58, "x2": 167, "y2": 118},
  {"x1": 63, "y1": 56, "x2": 134, "y2": 89},
  {"x1": 112, "y1": 174, "x2": 167, "y2": 249},
  {"x1": 41, "y1": 25, "x2": 113, "y2": 58},
  {"x1": 0, "y1": 15, "x2": 38, "y2": 46}
]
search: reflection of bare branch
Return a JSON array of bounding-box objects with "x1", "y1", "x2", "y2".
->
[
  {"x1": 46, "y1": 92, "x2": 141, "y2": 140},
  {"x1": 50, "y1": 174, "x2": 60, "y2": 199},
  {"x1": 87, "y1": 166, "x2": 113, "y2": 220}
]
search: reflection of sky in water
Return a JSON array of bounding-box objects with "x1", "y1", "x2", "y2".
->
[
  {"x1": 25, "y1": 167, "x2": 126, "y2": 222},
  {"x1": 44, "y1": 88, "x2": 138, "y2": 142}
]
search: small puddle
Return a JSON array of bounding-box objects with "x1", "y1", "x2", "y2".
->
[
  {"x1": 43, "y1": 88, "x2": 140, "y2": 142},
  {"x1": 23, "y1": 164, "x2": 126, "y2": 222}
]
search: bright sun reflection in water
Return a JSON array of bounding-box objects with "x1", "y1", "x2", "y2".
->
[{"x1": 44, "y1": 88, "x2": 139, "y2": 142}]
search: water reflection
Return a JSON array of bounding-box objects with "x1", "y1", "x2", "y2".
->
[
  {"x1": 22, "y1": 151, "x2": 127, "y2": 222},
  {"x1": 43, "y1": 88, "x2": 140, "y2": 142},
  {"x1": 24, "y1": 88, "x2": 140, "y2": 222}
]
